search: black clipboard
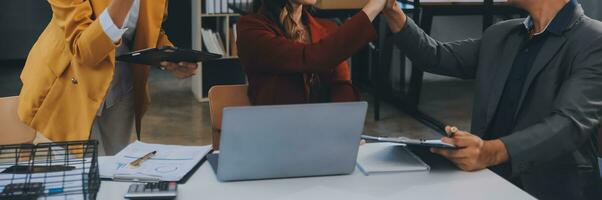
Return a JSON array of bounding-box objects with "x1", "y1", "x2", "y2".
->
[
  {"x1": 116, "y1": 47, "x2": 222, "y2": 66},
  {"x1": 177, "y1": 150, "x2": 213, "y2": 184},
  {"x1": 361, "y1": 135, "x2": 457, "y2": 149}
]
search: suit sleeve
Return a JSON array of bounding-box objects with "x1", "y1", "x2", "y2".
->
[
  {"x1": 157, "y1": 30, "x2": 173, "y2": 47},
  {"x1": 157, "y1": 0, "x2": 173, "y2": 47},
  {"x1": 237, "y1": 11, "x2": 376, "y2": 73},
  {"x1": 48, "y1": 0, "x2": 118, "y2": 67},
  {"x1": 500, "y1": 38, "x2": 602, "y2": 176},
  {"x1": 391, "y1": 18, "x2": 480, "y2": 79}
]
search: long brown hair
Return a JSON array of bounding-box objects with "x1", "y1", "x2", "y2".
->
[{"x1": 252, "y1": 0, "x2": 310, "y2": 42}]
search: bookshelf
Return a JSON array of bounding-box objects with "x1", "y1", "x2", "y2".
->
[{"x1": 191, "y1": 0, "x2": 247, "y2": 102}]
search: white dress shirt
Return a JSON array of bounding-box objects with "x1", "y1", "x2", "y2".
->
[{"x1": 97, "y1": 0, "x2": 140, "y2": 116}]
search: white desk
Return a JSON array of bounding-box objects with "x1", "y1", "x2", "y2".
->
[{"x1": 98, "y1": 150, "x2": 535, "y2": 200}]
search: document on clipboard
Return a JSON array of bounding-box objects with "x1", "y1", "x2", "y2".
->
[
  {"x1": 99, "y1": 141, "x2": 212, "y2": 183},
  {"x1": 361, "y1": 135, "x2": 457, "y2": 149}
]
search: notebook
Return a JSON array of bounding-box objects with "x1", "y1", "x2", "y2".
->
[
  {"x1": 99, "y1": 141, "x2": 212, "y2": 183},
  {"x1": 356, "y1": 143, "x2": 430, "y2": 175}
]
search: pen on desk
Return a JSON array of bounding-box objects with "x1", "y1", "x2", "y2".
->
[
  {"x1": 129, "y1": 151, "x2": 157, "y2": 168},
  {"x1": 361, "y1": 135, "x2": 383, "y2": 142},
  {"x1": 47, "y1": 187, "x2": 64, "y2": 194}
]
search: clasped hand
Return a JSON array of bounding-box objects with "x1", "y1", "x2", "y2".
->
[{"x1": 430, "y1": 126, "x2": 509, "y2": 171}]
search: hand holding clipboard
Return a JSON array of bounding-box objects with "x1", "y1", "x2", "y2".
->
[
  {"x1": 116, "y1": 47, "x2": 221, "y2": 78},
  {"x1": 361, "y1": 135, "x2": 457, "y2": 149},
  {"x1": 116, "y1": 46, "x2": 222, "y2": 66}
]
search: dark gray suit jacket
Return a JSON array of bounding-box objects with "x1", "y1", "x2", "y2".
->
[{"x1": 393, "y1": 5, "x2": 602, "y2": 199}]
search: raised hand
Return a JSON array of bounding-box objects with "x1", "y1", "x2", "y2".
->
[
  {"x1": 362, "y1": 0, "x2": 388, "y2": 21},
  {"x1": 383, "y1": 0, "x2": 407, "y2": 33},
  {"x1": 385, "y1": 0, "x2": 398, "y2": 10}
]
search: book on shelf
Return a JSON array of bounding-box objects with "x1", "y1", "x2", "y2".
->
[
  {"x1": 232, "y1": 23, "x2": 238, "y2": 42},
  {"x1": 228, "y1": 0, "x2": 235, "y2": 13},
  {"x1": 201, "y1": 28, "x2": 225, "y2": 56},
  {"x1": 206, "y1": 0, "x2": 214, "y2": 14},
  {"x1": 222, "y1": 0, "x2": 228, "y2": 14},
  {"x1": 200, "y1": 29, "x2": 213, "y2": 54},
  {"x1": 204, "y1": 0, "x2": 252, "y2": 14},
  {"x1": 215, "y1": 32, "x2": 226, "y2": 56}
]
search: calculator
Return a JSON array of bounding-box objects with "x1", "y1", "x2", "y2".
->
[
  {"x1": 124, "y1": 181, "x2": 177, "y2": 200},
  {"x1": 0, "y1": 182, "x2": 45, "y2": 199}
]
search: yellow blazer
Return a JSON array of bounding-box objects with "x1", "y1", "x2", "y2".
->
[{"x1": 18, "y1": 0, "x2": 173, "y2": 142}]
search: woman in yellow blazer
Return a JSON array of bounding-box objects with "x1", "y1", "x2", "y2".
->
[{"x1": 18, "y1": 0, "x2": 196, "y2": 155}]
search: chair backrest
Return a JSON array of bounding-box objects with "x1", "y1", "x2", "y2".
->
[
  {"x1": 0, "y1": 96, "x2": 36, "y2": 145},
  {"x1": 208, "y1": 85, "x2": 251, "y2": 150}
]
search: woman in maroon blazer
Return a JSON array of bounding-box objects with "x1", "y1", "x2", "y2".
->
[{"x1": 237, "y1": 0, "x2": 387, "y2": 105}]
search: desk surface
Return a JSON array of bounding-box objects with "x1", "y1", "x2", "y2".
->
[{"x1": 98, "y1": 150, "x2": 534, "y2": 200}]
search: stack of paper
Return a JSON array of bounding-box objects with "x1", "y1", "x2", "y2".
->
[
  {"x1": 356, "y1": 143, "x2": 430, "y2": 175},
  {"x1": 99, "y1": 141, "x2": 212, "y2": 182}
]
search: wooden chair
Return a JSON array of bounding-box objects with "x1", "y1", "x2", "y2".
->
[
  {"x1": 0, "y1": 96, "x2": 36, "y2": 145},
  {"x1": 208, "y1": 85, "x2": 251, "y2": 150}
]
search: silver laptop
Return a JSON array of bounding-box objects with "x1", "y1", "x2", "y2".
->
[{"x1": 207, "y1": 102, "x2": 368, "y2": 182}]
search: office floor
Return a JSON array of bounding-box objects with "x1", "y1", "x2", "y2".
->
[{"x1": 0, "y1": 62, "x2": 474, "y2": 146}]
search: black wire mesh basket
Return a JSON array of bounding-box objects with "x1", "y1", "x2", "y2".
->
[{"x1": 0, "y1": 140, "x2": 100, "y2": 200}]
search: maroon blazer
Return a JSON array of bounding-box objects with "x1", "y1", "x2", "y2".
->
[{"x1": 237, "y1": 9, "x2": 377, "y2": 105}]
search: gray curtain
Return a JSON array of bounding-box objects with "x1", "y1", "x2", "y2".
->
[{"x1": 579, "y1": 0, "x2": 602, "y2": 20}]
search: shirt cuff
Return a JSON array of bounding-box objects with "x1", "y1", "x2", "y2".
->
[{"x1": 99, "y1": 9, "x2": 128, "y2": 43}]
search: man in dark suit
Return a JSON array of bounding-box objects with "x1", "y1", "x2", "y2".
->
[{"x1": 383, "y1": 0, "x2": 601, "y2": 199}]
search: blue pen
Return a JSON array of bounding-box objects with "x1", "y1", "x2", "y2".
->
[{"x1": 47, "y1": 187, "x2": 64, "y2": 194}]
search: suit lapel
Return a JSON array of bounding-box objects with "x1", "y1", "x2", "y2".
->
[
  {"x1": 511, "y1": 4, "x2": 585, "y2": 121},
  {"x1": 484, "y1": 31, "x2": 523, "y2": 128},
  {"x1": 513, "y1": 35, "x2": 567, "y2": 120}
]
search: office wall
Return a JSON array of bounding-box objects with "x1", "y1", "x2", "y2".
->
[
  {"x1": 0, "y1": 1, "x2": 51, "y2": 60},
  {"x1": 0, "y1": 1, "x2": 191, "y2": 61},
  {"x1": 164, "y1": 0, "x2": 192, "y2": 49},
  {"x1": 580, "y1": 0, "x2": 602, "y2": 20}
]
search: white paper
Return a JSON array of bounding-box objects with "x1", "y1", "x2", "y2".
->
[
  {"x1": 100, "y1": 141, "x2": 212, "y2": 182},
  {"x1": 424, "y1": 139, "x2": 453, "y2": 146}
]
